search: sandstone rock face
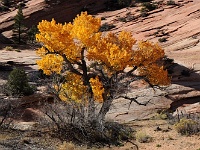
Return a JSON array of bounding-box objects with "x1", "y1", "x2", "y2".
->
[{"x1": 0, "y1": 0, "x2": 107, "y2": 41}]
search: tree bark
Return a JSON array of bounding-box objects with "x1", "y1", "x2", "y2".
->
[{"x1": 97, "y1": 97, "x2": 113, "y2": 127}]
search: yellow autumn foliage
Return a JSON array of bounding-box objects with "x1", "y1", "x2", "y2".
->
[
  {"x1": 36, "y1": 12, "x2": 170, "y2": 103},
  {"x1": 89, "y1": 76, "x2": 104, "y2": 102},
  {"x1": 87, "y1": 31, "x2": 137, "y2": 71},
  {"x1": 133, "y1": 41, "x2": 165, "y2": 66},
  {"x1": 57, "y1": 72, "x2": 88, "y2": 103},
  {"x1": 139, "y1": 63, "x2": 170, "y2": 85},
  {"x1": 70, "y1": 12, "x2": 101, "y2": 47},
  {"x1": 36, "y1": 54, "x2": 63, "y2": 75}
]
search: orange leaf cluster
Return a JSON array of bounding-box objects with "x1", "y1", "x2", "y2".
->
[
  {"x1": 36, "y1": 54, "x2": 63, "y2": 75},
  {"x1": 89, "y1": 76, "x2": 104, "y2": 102},
  {"x1": 58, "y1": 72, "x2": 88, "y2": 103},
  {"x1": 87, "y1": 31, "x2": 137, "y2": 71},
  {"x1": 36, "y1": 12, "x2": 170, "y2": 103}
]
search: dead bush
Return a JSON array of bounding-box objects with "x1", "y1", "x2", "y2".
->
[
  {"x1": 174, "y1": 118, "x2": 200, "y2": 135},
  {"x1": 39, "y1": 101, "x2": 135, "y2": 148}
]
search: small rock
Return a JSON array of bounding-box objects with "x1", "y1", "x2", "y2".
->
[
  {"x1": 23, "y1": 139, "x2": 31, "y2": 144},
  {"x1": 154, "y1": 126, "x2": 162, "y2": 131},
  {"x1": 162, "y1": 129, "x2": 169, "y2": 132}
]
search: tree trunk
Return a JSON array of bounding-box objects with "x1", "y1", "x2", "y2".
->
[
  {"x1": 88, "y1": 97, "x2": 96, "y2": 122},
  {"x1": 97, "y1": 98, "x2": 113, "y2": 127}
]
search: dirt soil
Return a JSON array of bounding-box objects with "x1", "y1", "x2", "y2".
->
[{"x1": 0, "y1": 118, "x2": 199, "y2": 150}]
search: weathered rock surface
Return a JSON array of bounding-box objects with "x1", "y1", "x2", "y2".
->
[{"x1": 0, "y1": 0, "x2": 107, "y2": 41}]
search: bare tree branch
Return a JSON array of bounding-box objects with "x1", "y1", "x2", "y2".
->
[
  {"x1": 118, "y1": 66, "x2": 138, "y2": 81},
  {"x1": 117, "y1": 96, "x2": 153, "y2": 108},
  {"x1": 62, "y1": 55, "x2": 82, "y2": 76}
]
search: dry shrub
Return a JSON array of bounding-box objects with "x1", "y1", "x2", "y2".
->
[
  {"x1": 135, "y1": 131, "x2": 152, "y2": 143},
  {"x1": 174, "y1": 118, "x2": 200, "y2": 135},
  {"x1": 5, "y1": 46, "x2": 14, "y2": 51},
  {"x1": 39, "y1": 101, "x2": 134, "y2": 148},
  {"x1": 154, "y1": 112, "x2": 168, "y2": 120}
]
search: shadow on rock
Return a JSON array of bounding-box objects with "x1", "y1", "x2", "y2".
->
[{"x1": 166, "y1": 62, "x2": 200, "y2": 112}]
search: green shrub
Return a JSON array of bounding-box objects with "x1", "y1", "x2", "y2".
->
[
  {"x1": 99, "y1": 23, "x2": 116, "y2": 32},
  {"x1": 174, "y1": 118, "x2": 199, "y2": 135},
  {"x1": 158, "y1": 37, "x2": 167, "y2": 43},
  {"x1": 140, "y1": 7, "x2": 149, "y2": 17},
  {"x1": 141, "y1": 2, "x2": 157, "y2": 11},
  {"x1": 118, "y1": 13, "x2": 135, "y2": 22},
  {"x1": 27, "y1": 25, "x2": 38, "y2": 43},
  {"x1": 140, "y1": 2, "x2": 157, "y2": 17},
  {"x1": 166, "y1": 0, "x2": 176, "y2": 5},
  {"x1": 0, "y1": 5, "x2": 9, "y2": 12},
  {"x1": 4, "y1": 68, "x2": 34, "y2": 96}
]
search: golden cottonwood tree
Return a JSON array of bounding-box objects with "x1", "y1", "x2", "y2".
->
[{"x1": 36, "y1": 12, "x2": 170, "y2": 126}]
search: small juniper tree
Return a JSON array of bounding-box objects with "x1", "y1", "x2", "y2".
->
[
  {"x1": 27, "y1": 25, "x2": 38, "y2": 43},
  {"x1": 12, "y1": 5, "x2": 26, "y2": 44},
  {"x1": 4, "y1": 68, "x2": 34, "y2": 96}
]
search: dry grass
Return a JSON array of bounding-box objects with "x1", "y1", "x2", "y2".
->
[
  {"x1": 174, "y1": 118, "x2": 199, "y2": 135},
  {"x1": 135, "y1": 131, "x2": 152, "y2": 143}
]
